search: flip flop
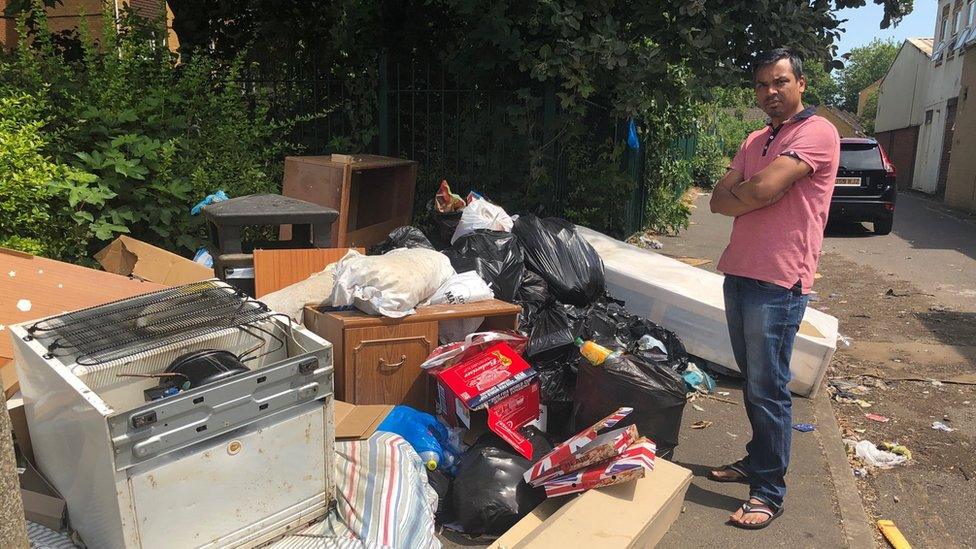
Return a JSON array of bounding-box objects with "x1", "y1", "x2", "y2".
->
[
  {"x1": 708, "y1": 459, "x2": 749, "y2": 483},
  {"x1": 728, "y1": 500, "x2": 784, "y2": 530}
]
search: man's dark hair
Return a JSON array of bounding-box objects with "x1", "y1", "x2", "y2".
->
[{"x1": 752, "y1": 48, "x2": 804, "y2": 81}]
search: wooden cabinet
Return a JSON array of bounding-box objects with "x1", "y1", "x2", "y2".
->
[
  {"x1": 347, "y1": 323, "x2": 437, "y2": 410},
  {"x1": 281, "y1": 154, "x2": 418, "y2": 249},
  {"x1": 304, "y1": 300, "x2": 521, "y2": 409}
]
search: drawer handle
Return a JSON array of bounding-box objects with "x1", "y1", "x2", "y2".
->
[{"x1": 379, "y1": 354, "x2": 407, "y2": 372}]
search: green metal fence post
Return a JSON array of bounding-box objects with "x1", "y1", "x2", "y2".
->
[{"x1": 378, "y1": 51, "x2": 389, "y2": 155}]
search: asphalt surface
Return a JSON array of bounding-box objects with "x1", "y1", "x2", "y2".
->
[{"x1": 820, "y1": 192, "x2": 976, "y2": 313}]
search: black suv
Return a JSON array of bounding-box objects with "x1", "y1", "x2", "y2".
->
[{"x1": 829, "y1": 138, "x2": 897, "y2": 235}]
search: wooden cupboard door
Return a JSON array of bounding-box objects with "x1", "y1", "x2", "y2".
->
[{"x1": 346, "y1": 322, "x2": 437, "y2": 409}]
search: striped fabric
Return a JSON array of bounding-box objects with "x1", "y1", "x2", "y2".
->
[
  {"x1": 27, "y1": 521, "x2": 76, "y2": 549},
  {"x1": 275, "y1": 432, "x2": 441, "y2": 549}
]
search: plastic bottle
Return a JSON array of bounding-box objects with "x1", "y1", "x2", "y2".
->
[
  {"x1": 418, "y1": 451, "x2": 440, "y2": 471},
  {"x1": 575, "y1": 337, "x2": 621, "y2": 366}
]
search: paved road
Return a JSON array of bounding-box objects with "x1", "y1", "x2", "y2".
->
[{"x1": 821, "y1": 192, "x2": 976, "y2": 312}]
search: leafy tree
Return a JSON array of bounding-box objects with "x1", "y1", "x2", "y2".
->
[
  {"x1": 803, "y1": 61, "x2": 841, "y2": 107},
  {"x1": 859, "y1": 88, "x2": 880, "y2": 134},
  {"x1": 837, "y1": 38, "x2": 899, "y2": 112}
]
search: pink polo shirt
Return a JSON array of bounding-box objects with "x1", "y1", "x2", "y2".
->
[{"x1": 717, "y1": 107, "x2": 840, "y2": 293}]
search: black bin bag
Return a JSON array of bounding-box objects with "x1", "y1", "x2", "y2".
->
[
  {"x1": 523, "y1": 300, "x2": 575, "y2": 362},
  {"x1": 447, "y1": 427, "x2": 553, "y2": 536},
  {"x1": 571, "y1": 351, "x2": 686, "y2": 459},
  {"x1": 426, "y1": 199, "x2": 463, "y2": 250},
  {"x1": 369, "y1": 226, "x2": 434, "y2": 255},
  {"x1": 512, "y1": 215, "x2": 605, "y2": 307},
  {"x1": 443, "y1": 229, "x2": 525, "y2": 302}
]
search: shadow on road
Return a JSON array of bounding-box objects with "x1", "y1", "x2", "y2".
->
[
  {"x1": 915, "y1": 310, "x2": 976, "y2": 348},
  {"x1": 824, "y1": 220, "x2": 875, "y2": 238},
  {"x1": 672, "y1": 462, "x2": 744, "y2": 512}
]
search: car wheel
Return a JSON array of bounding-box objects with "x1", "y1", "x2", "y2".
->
[{"x1": 874, "y1": 215, "x2": 893, "y2": 235}]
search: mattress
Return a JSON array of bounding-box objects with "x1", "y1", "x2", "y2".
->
[{"x1": 577, "y1": 226, "x2": 838, "y2": 398}]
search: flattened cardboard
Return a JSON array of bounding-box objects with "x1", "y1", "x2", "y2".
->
[
  {"x1": 7, "y1": 397, "x2": 32, "y2": 464},
  {"x1": 490, "y1": 458, "x2": 692, "y2": 549},
  {"x1": 334, "y1": 401, "x2": 392, "y2": 440},
  {"x1": 20, "y1": 459, "x2": 67, "y2": 532},
  {"x1": 0, "y1": 248, "x2": 165, "y2": 393},
  {"x1": 95, "y1": 236, "x2": 213, "y2": 286},
  {"x1": 1, "y1": 359, "x2": 18, "y2": 399}
]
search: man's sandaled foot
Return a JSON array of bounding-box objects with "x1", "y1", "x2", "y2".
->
[
  {"x1": 708, "y1": 459, "x2": 749, "y2": 483},
  {"x1": 728, "y1": 498, "x2": 783, "y2": 530}
]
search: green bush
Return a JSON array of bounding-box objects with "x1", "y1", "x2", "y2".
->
[
  {"x1": 690, "y1": 133, "x2": 726, "y2": 190},
  {"x1": 0, "y1": 90, "x2": 91, "y2": 259},
  {"x1": 0, "y1": 7, "x2": 294, "y2": 262}
]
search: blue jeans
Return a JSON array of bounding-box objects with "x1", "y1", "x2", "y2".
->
[{"x1": 722, "y1": 274, "x2": 809, "y2": 510}]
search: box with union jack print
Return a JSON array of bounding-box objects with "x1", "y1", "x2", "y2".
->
[{"x1": 542, "y1": 438, "x2": 657, "y2": 498}]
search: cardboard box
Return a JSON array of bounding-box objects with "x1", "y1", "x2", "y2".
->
[
  {"x1": 0, "y1": 247, "x2": 165, "y2": 394},
  {"x1": 490, "y1": 458, "x2": 693, "y2": 549},
  {"x1": 527, "y1": 424, "x2": 639, "y2": 487},
  {"x1": 431, "y1": 343, "x2": 540, "y2": 458},
  {"x1": 8, "y1": 396, "x2": 32, "y2": 464},
  {"x1": 525, "y1": 407, "x2": 633, "y2": 485},
  {"x1": 334, "y1": 400, "x2": 392, "y2": 441},
  {"x1": 95, "y1": 235, "x2": 214, "y2": 286},
  {"x1": 20, "y1": 459, "x2": 67, "y2": 532},
  {"x1": 542, "y1": 438, "x2": 656, "y2": 497}
]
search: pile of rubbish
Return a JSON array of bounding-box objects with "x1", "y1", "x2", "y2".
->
[
  {"x1": 361, "y1": 187, "x2": 692, "y2": 536},
  {"x1": 4, "y1": 179, "x2": 696, "y2": 548}
]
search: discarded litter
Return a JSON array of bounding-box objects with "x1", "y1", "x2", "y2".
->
[
  {"x1": 793, "y1": 423, "x2": 815, "y2": 432},
  {"x1": 682, "y1": 363, "x2": 716, "y2": 393},
  {"x1": 865, "y1": 413, "x2": 890, "y2": 423},
  {"x1": 877, "y1": 519, "x2": 912, "y2": 549},
  {"x1": 376, "y1": 406, "x2": 460, "y2": 472},
  {"x1": 717, "y1": 391, "x2": 730, "y2": 396},
  {"x1": 853, "y1": 440, "x2": 907, "y2": 468},
  {"x1": 691, "y1": 420, "x2": 712, "y2": 429},
  {"x1": 16, "y1": 299, "x2": 32, "y2": 312},
  {"x1": 692, "y1": 404, "x2": 705, "y2": 412},
  {"x1": 932, "y1": 421, "x2": 955, "y2": 432},
  {"x1": 524, "y1": 407, "x2": 656, "y2": 497},
  {"x1": 878, "y1": 442, "x2": 912, "y2": 461},
  {"x1": 837, "y1": 334, "x2": 852, "y2": 348}
]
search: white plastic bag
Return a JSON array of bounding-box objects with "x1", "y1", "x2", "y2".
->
[
  {"x1": 429, "y1": 271, "x2": 494, "y2": 343},
  {"x1": 451, "y1": 198, "x2": 514, "y2": 244},
  {"x1": 330, "y1": 248, "x2": 455, "y2": 318},
  {"x1": 853, "y1": 440, "x2": 907, "y2": 468},
  {"x1": 260, "y1": 264, "x2": 336, "y2": 323},
  {"x1": 429, "y1": 271, "x2": 494, "y2": 305}
]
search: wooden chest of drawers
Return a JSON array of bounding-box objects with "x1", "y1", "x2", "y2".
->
[{"x1": 304, "y1": 300, "x2": 520, "y2": 410}]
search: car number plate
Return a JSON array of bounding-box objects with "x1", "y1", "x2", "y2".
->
[{"x1": 835, "y1": 177, "x2": 862, "y2": 186}]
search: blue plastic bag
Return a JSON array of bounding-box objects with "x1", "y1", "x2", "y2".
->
[
  {"x1": 377, "y1": 406, "x2": 459, "y2": 472},
  {"x1": 627, "y1": 118, "x2": 640, "y2": 150},
  {"x1": 191, "y1": 190, "x2": 229, "y2": 216},
  {"x1": 682, "y1": 363, "x2": 716, "y2": 393}
]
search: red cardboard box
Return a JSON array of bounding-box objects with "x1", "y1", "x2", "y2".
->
[{"x1": 432, "y1": 342, "x2": 540, "y2": 458}]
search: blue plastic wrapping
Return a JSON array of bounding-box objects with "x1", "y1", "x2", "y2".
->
[{"x1": 377, "y1": 406, "x2": 459, "y2": 472}]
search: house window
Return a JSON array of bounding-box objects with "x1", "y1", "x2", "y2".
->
[
  {"x1": 969, "y1": 1, "x2": 975, "y2": 26},
  {"x1": 926, "y1": 109, "x2": 934, "y2": 124},
  {"x1": 943, "y1": 17, "x2": 951, "y2": 42},
  {"x1": 955, "y1": 9, "x2": 963, "y2": 34}
]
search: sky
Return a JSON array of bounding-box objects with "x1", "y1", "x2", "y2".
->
[{"x1": 833, "y1": 0, "x2": 939, "y2": 56}]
